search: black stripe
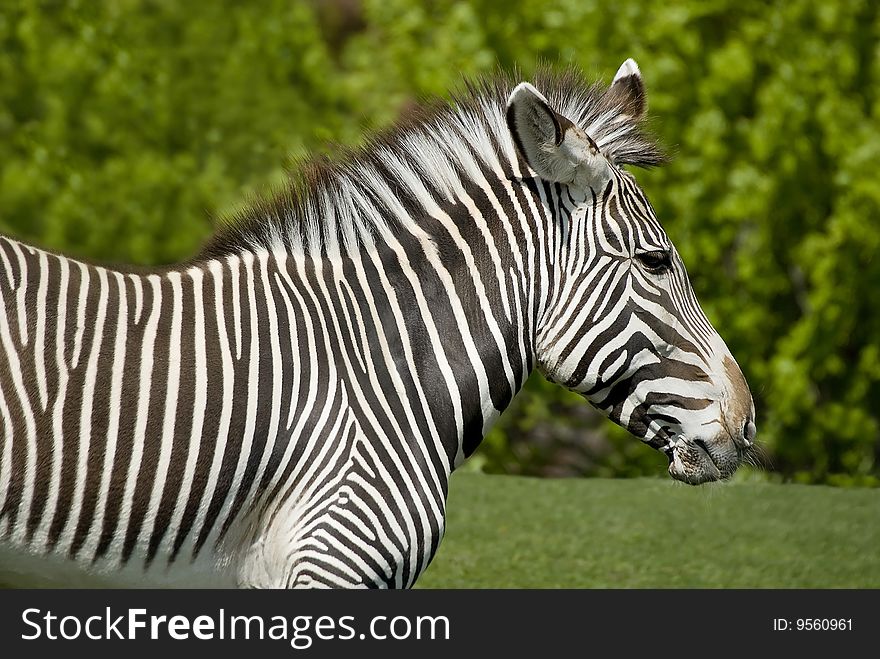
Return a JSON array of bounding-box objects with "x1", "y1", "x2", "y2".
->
[
  {"x1": 122, "y1": 275, "x2": 172, "y2": 563},
  {"x1": 172, "y1": 266, "x2": 222, "y2": 561},
  {"x1": 148, "y1": 273, "x2": 198, "y2": 565},
  {"x1": 94, "y1": 274, "x2": 146, "y2": 561},
  {"x1": 70, "y1": 270, "x2": 114, "y2": 557}
]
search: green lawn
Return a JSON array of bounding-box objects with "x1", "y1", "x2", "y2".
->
[{"x1": 417, "y1": 473, "x2": 880, "y2": 588}]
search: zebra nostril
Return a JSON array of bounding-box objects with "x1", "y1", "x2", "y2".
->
[{"x1": 743, "y1": 419, "x2": 756, "y2": 445}]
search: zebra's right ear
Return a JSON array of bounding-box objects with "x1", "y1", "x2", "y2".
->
[{"x1": 506, "y1": 82, "x2": 608, "y2": 187}]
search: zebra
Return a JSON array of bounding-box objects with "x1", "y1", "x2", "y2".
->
[{"x1": 0, "y1": 59, "x2": 755, "y2": 588}]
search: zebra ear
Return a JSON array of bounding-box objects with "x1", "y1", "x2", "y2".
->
[
  {"x1": 506, "y1": 82, "x2": 607, "y2": 186},
  {"x1": 609, "y1": 58, "x2": 646, "y2": 120}
]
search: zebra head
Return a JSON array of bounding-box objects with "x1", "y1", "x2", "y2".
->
[{"x1": 506, "y1": 60, "x2": 755, "y2": 485}]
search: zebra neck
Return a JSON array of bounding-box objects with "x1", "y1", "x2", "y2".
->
[{"x1": 296, "y1": 190, "x2": 542, "y2": 468}]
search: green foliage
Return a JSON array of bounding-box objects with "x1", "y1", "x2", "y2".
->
[
  {"x1": 1, "y1": 0, "x2": 352, "y2": 263},
  {"x1": 418, "y1": 473, "x2": 880, "y2": 587},
  {"x1": 1, "y1": 1, "x2": 878, "y2": 485}
]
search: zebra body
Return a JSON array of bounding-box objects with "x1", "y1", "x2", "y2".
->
[
  {"x1": 0, "y1": 60, "x2": 755, "y2": 588},
  {"x1": 0, "y1": 242, "x2": 473, "y2": 587}
]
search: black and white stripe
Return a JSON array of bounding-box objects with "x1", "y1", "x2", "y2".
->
[{"x1": 0, "y1": 61, "x2": 754, "y2": 588}]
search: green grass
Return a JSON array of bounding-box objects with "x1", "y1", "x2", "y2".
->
[{"x1": 417, "y1": 473, "x2": 880, "y2": 588}]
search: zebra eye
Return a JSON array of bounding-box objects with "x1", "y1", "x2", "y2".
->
[{"x1": 635, "y1": 250, "x2": 672, "y2": 274}]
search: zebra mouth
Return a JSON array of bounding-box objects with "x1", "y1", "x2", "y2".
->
[
  {"x1": 668, "y1": 439, "x2": 722, "y2": 485},
  {"x1": 644, "y1": 427, "x2": 728, "y2": 484},
  {"x1": 648, "y1": 429, "x2": 727, "y2": 485}
]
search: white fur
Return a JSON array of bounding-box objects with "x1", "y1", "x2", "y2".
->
[{"x1": 613, "y1": 58, "x2": 641, "y2": 83}]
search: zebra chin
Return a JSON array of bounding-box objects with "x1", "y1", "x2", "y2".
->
[{"x1": 662, "y1": 433, "x2": 745, "y2": 485}]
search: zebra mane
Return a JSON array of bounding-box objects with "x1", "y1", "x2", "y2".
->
[{"x1": 199, "y1": 67, "x2": 666, "y2": 259}]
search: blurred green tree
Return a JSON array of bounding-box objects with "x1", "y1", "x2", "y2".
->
[{"x1": 1, "y1": 0, "x2": 877, "y2": 485}]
